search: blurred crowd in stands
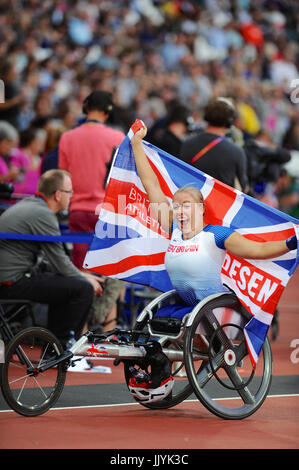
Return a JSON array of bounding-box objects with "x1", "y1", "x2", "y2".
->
[{"x1": 0, "y1": 0, "x2": 298, "y2": 215}]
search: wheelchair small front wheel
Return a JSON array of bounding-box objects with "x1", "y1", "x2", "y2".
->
[
  {"x1": 1, "y1": 327, "x2": 66, "y2": 417},
  {"x1": 184, "y1": 294, "x2": 273, "y2": 420}
]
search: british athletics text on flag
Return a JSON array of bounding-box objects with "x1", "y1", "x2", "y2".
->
[{"x1": 84, "y1": 123, "x2": 299, "y2": 366}]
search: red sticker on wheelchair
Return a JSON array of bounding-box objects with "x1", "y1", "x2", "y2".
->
[{"x1": 86, "y1": 344, "x2": 109, "y2": 357}]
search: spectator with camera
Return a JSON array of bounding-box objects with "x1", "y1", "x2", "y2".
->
[
  {"x1": 180, "y1": 98, "x2": 248, "y2": 192},
  {"x1": 243, "y1": 128, "x2": 291, "y2": 196}
]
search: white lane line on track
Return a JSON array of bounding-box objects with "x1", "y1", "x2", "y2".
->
[{"x1": 1, "y1": 393, "x2": 299, "y2": 413}]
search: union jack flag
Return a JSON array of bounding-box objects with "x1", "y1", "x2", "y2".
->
[{"x1": 84, "y1": 124, "x2": 299, "y2": 367}]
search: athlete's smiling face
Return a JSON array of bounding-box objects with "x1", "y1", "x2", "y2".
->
[{"x1": 172, "y1": 191, "x2": 204, "y2": 239}]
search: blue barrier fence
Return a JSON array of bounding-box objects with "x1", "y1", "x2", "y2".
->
[{"x1": 0, "y1": 232, "x2": 93, "y2": 243}]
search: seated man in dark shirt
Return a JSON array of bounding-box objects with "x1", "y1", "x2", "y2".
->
[{"x1": 180, "y1": 97, "x2": 248, "y2": 192}]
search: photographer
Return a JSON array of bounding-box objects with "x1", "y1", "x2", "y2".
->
[
  {"x1": 180, "y1": 98, "x2": 248, "y2": 192},
  {"x1": 243, "y1": 128, "x2": 291, "y2": 197}
]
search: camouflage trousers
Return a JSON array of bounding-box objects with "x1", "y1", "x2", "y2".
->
[{"x1": 89, "y1": 277, "x2": 125, "y2": 326}]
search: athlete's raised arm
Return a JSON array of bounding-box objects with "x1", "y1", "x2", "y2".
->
[{"x1": 131, "y1": 120, "x2": 173, "y2": 234}]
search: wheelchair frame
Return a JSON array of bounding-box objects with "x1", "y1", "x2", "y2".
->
[
  {"x1": 0, "y1": 290, "x2": 273, "y2": 420},
  {"x1": 0, "y1": 299, "x2": 36, "y2": 344}
]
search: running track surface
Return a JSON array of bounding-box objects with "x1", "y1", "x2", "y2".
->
[{"x1": 1, "y1": 270, "x2": 299, "y2": 451}]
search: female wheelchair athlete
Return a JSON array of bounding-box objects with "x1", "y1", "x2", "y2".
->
[{"x1": 0, "y1": 288, "x2": 272, "y2": 420}]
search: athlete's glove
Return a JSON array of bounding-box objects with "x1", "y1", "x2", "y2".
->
[{"x1": 286, "y1": 235, "x2": 297, "y2": 251}]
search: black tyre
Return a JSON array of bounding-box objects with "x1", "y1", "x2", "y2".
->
[
  {"x1": 184, "y1": 293, "x2": 272, "y2": 420},
  {"x1": 1, "y1": 327, "x2": 66, "y2": 417}
]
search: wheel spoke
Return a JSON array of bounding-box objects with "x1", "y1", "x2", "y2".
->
[
  {"x1": 225, "y1": 366, "x2": 255, "y2": 404},
  {"x1": 16, "y1": 376, "x2": 28, "y2": 403},
  {"x1": 32, "y1": 376, "x2": 48, "y2": 398},
  {"x1": 38, "y1": 343, "x2": 49, "y2": 367},
  {"x1": 8, "y1": 373, "x2": 30, "y2": 386},
  {"x1": 195, "y1": 362, "x2": 213, "y2": 388},
  {"x1": 195, "y1": 351, "x2": 224, "y2": 388},
  {"x1": 204, "y1": 310, "x2": 232, "y2": 350},
  {"x1": 15, "y1": 345, "x2": 34, "y2": 368}
]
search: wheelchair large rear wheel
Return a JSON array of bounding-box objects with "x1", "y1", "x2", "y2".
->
[
  {"x1": 184, "y1": 294, "x2": 272, "y2": 420},
  {"x1": 1, "y1": 327, "x2": 66, "y2": 417}
]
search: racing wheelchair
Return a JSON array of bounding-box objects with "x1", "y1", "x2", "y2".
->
[{"x1": 0, "y1": 290, "x2": 272, "y2": 420}]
